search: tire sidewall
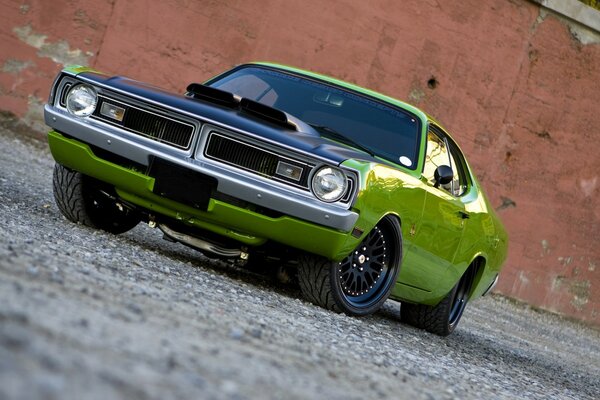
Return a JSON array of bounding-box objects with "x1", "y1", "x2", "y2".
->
[{"x1": 53, "y1": 163, "x2": 139, "y2": 234}]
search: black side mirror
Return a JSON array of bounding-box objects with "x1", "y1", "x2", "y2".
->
[{"x1": 434, "y1": 165, "x2": 453, "y2": 188}]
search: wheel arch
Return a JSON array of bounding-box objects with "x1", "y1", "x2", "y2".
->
[
  {"x1": 379, "y1": 212, "x2": 403, "y2": 255},
  {"x1": 380, "y1": 212, "x2": 402, "y2": 228},
  {"x1": 466, "y1": 254, "x2": 487, "y2": 298},
  {"x1": 366, "y1": 212, "x2": 404, "y2": 275}
]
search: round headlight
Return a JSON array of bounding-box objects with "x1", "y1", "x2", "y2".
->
[
  {"x1": 66, "y1": 84, "x2": 97, "y2": 117},
  {"x1": 311, "y1": 166, "x2": 348, "y2": 202}
]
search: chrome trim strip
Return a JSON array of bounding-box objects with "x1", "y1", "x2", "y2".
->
[
  {"x1": 59, "y1": 82, "x2": 72, "y2": 107},
  {"x1": 482, "y1": 274, "x2": 499, "y2": 297},
  {"x1": 45, "y1": 105, "x2": 359, "y2": 232}
]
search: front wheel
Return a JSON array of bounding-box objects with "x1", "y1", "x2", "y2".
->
[
  {"x1": 298, "y1": 217, "x2": 402, "y2": 316},
  {"x1": 52, "y1": 163, "x2": 140, "y2": 234}
]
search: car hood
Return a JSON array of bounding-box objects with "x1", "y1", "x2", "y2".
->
[{"x1": 77, "y1": 72, "x2": 380, "y2": 166}]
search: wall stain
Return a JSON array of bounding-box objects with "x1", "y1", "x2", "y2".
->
[
  {"x1": 22, "y1": 95, "x2": 46, "y2": 134},
  {"x1": 408, "y1": 87, "x2": 425, "y2": 103},
  {"x1": 569, "y1": 280, "x2": 591, "y2": 310},
  {"x1": 579, "y1": 177, "x2": 598, "y2": 197},
  {"x1": 13, "y1": 24, "x2": 93, "y2": 66},
  {"x1": 497, "y1": 196, "x2": 517, "y2": 211},
  {"x1": 2, "y1": 59, "x2": 34, "y2": 74}
]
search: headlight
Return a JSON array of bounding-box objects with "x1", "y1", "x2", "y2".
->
[
  {"x1": 65, "y1": 84, "x2": 97, "y2": 117},
  {"x1": 311, "y1": 166, "x2": 347, "y2": 202}
]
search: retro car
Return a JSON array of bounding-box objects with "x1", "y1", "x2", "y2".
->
[{"x1": 44, "y1": 62, "x2": 507, "y2": 336}]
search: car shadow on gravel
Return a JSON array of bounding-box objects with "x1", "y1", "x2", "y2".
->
[
  {"x1": 115, "y1": 223, "x2": 419, "y2": 328},
  {"x1": 117, "y1": 224, "x2": 306, "y2": 298}
]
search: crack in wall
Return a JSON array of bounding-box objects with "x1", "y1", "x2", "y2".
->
[{"x1": 94, "y1": 0, "x2": 117, "y2": 66}]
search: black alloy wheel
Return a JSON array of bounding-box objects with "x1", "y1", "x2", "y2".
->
[
  {"x1": 337, "y1": 225, "x2": 393, "y2": 309},
  {"x1": 401, "y1": 263, "x2": 477, "y2": 336},
  {"x1": 298, "y1": 217, "x2": 402, "y2": 316},
  {"x1": 448, "y1": 266, "x2": 475, "y2": 329}
]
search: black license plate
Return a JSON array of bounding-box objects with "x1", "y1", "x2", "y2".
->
[{"x1": 148, "y1": 157, "x2": 216, "y2": 210}]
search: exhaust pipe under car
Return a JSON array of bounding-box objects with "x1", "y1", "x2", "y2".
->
[{"x1": 157, "y1": 223, "x2": 248, "y2": 260}]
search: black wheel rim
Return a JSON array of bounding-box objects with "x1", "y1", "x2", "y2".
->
[
  {"x1": 337, "y1": 225, "x2": 395, "y2": 308},
  {"x1": 448, "y1": 268, "x2": 474, "y2": 328}
]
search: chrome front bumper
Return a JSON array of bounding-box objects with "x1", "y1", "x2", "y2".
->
[{"x1": 45, "y1": 105, "x2": 359, "y2": 232}]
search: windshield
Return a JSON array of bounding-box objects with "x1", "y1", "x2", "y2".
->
[{"x1": 206, "y1": 66, "x2": 421, "y2": 169}]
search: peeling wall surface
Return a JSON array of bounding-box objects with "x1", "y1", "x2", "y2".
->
[{"x1": 0, "y1": 0, "x2": 598, "y2": 325}]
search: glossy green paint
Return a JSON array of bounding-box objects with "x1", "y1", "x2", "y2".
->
[
  {"x1": 339, "y1": 128, "x2": 506, "y2": 305},
  {"x1": 62, "y1": 65, "x2": 104, "y2": 76},
  {"x1": 47, "y1": 131, "x2": 356, "y2": 259},
  {"x1": 392, "y1": 176, "x2": 506, "y2": 304}
]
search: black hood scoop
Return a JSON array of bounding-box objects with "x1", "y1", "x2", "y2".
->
[
  {"x1": 186, "y1": 83, "x2": 238, "y2": 107},
  {"x1": 186, "y1": 83, "x2": 299, "y2": 131}
]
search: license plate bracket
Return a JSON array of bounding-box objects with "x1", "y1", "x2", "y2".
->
[{"x1": 148, "y1": 157, "x2": 216, "y2": 211}]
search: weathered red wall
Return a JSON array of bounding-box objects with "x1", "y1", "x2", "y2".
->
[{"x1": 1, "y1": 0, "x2": 598, "y2": 325}]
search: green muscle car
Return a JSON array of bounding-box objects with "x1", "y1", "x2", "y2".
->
[{"x1": 44, "y1": 62, "x2": 507, "y2": 336}]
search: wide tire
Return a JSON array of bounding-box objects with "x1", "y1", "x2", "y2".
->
[
  {"x1": 298, "y1": 217, "x2": 402, "y2": 316},
  {"x1": 401, "y1": 265, "x2": 476, "y2": 336},
  {"x1": 52, "y1": 163, "x2": 140, "y2": 234}
]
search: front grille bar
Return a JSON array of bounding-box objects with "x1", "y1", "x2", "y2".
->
[
  {"x1": 91, "y1": 95, "x2": 195, "y2": 150},
  {"x1": 204, "y1": 132, "x2": 312, "y2": 189}
]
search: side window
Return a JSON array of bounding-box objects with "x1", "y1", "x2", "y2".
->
[
  {"x1": 423, "y1": 129, "x2": 449, "y2": 186},
  {"x1": 447, "y1": 143, "x2": 468, "y2": 197},
  {"x1": 423, "y1": 126, "x2": 468, "y2": 197}
]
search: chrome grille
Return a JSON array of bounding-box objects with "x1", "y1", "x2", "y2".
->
[
  {"x1": 204, "y1": 132, "x2": 311, "y2": 188},
  {"x1": 92, "y1": 96, "x2": 195, "y2": 150}
]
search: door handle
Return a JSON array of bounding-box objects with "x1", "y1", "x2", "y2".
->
[{"x1": 458, "y1": 211, "x2": 470, "y2": 219}]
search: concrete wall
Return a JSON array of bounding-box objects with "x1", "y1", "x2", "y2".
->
[{"x1": 1, "y1": 0, "x2": 598, "y2": 325}]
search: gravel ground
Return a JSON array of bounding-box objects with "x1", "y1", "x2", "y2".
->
[{"x1": 0, "y1": 126, "x2": 599, "y2": 400}]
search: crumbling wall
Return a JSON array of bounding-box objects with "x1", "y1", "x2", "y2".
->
[{"x1": 0, "y1": 0, "x2": 598, "y2": 325}]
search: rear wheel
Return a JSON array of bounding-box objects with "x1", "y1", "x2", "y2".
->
[
  {"x1": 298, "y1": 217, "x2": 402, "y2": 316},
  {"x1": 401, "y1": 265, "x2": 476, "y2": 336},
  {"x1": 52, "y1": 163, "x2": 140, "y2": 234}
]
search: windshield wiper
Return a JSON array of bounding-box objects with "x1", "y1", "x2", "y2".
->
[{"x1": 308, "y1": 124, "x2": 375, "y2": 157}]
